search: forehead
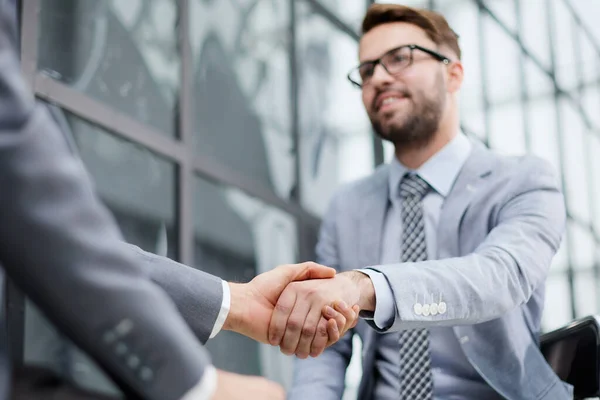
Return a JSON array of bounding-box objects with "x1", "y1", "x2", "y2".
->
[{"x1": 358, "y1": 22, "x2": 435, "y2": 62}]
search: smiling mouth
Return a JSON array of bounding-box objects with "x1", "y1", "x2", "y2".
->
[{"x1": 377, "y1": 96, "x2": 409, "y2": 112}]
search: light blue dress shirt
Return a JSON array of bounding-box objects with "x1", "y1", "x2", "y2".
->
[{"x1": 360, "y1": 133, "x2": 502, "y2": 399}]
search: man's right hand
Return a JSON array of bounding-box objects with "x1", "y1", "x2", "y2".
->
[
  {"x1": 222, "y1": 262, "x2": 359, "y2": 358},
  {"x1": 212, "y1": 370, "x2": 285, "y2": 400}
]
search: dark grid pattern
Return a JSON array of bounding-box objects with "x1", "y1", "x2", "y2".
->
[{"x1": 8, "y1": 0, "x2": 599, "y2": 375}]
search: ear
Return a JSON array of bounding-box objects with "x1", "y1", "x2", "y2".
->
[{"x1": 446, "y1": 60, "x2": 464, "y2": 94}]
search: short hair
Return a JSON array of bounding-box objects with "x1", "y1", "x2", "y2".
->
[{"x1": 361, "y1": 4, "x2": 461, "y2": 60}]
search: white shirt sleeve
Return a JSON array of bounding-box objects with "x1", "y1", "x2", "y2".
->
[
  {"x1": 357, "y1": 268, "x2": 396, "y2": 329},
  {"x1": 180, "y1": 365, "x2": 218, "y2": 400},
  {"x1": 209, "y1": 280, "x2": 231, "y2": 339}
]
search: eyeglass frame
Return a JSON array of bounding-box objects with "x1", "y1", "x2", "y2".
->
[{"x1": 347, "y1": 44, "x2": 452, "y2": 88}]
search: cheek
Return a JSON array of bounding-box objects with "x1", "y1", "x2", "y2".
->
[{"x1": 362, "y1": 90, "x2": 373, "y2": 111}]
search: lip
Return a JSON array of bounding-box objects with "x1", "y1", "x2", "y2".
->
[
  {"x1": 374, "y1": 91, "x2": 409, "y2": 112},
  {"x1": 378, "y1": 97, "x2": 409, "y2": 113}
]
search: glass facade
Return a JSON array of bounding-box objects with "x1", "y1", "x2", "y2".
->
[{"x1": 11, "y1": 0, "x2": 600, "y2": 398}]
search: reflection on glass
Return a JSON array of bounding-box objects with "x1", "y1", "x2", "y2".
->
[
  {"x1": 24, "y1": 107, "x2": 177, "y2": 396},
  {"x1": 189, "y1": 0, "x2": 295, "y2": 199},
  {"x1": 296, "y1": 2, "x2": 374, "y2": 216},
  {"x1": 194, "y1": 176, "x2": 298, "y2": 388},
  {"x1": 38, "y1": 0, "x2": 180, "y2": 136}
]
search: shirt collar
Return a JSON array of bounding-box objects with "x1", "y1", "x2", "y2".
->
[{"x1": 388, "y1": 131, "x2": 473, "y2": 201}]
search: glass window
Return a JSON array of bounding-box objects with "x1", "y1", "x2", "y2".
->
[
  {"x1": 189, "y1": 0, "x2": 295, "y2": 200},
  {"x1": 488, "y1": 103, "x2": 526, "y2": 156},
  {"x1": 315, "y1": 0, "x2": 366, "y2": 33},
  {"x1": 524, "y1": 57, "x2": 554, "y2": 99},
  {"x1": 194, "y1": 176, "x2": 298, "y2": 388},
  {"x1": 483, "y1": 0, "x2": 517, "y2": 33},
  {"x1": 38, "y1": 0, "x2": 180, "y2": 137},
  {"x1": 528, "y1": 97, "x2": 562, "y2": 175},
  {"x1": 437, "y1": 0, "x2": 485, "y2": 137},
  {"x1": 558, "y1": 98, "x2": 592, "y2": 222},
  {"x1": 550, "y1": 0, "x2": 579, "y2": 92},
  {"x1": 573, "y1": 270, "x2": 598, "y2": 318},
  {"x1": 551, "y1": 239, "x2": 569, "y2": 273},
  {"x1": 483, "y1": 16, "x2": 520, "y2": 105},
  {"x1": 519, "y1": 0, "x2": 551, "y2": 70},
  {"x1": 581, "y1": 85, "x2": 600, "y2": 131},
  {"x1": 296, "y1": 3, "x2": 374, "y2": 216},
  {"x1": 24, "y1": 107, "x2": 177, "y2": 397},
  {"x1": 590, "y1": 136, "x2": 600, "y2": 233},
  {"x1": 542, "y1": 274, "x2": 572, "y2": 331},
  {"x1": 567, "y1": 222, "x2": 596, "y2": 271}
]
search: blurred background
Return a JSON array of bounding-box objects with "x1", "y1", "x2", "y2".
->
[{"x1": 7, "y1": 0, "x2": 600, "y2": 398}]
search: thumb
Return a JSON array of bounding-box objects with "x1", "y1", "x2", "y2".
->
[
  {"x1": 272, "y1": 262, "x2": 335, "y2": 286},
  {"x1": 290, "y1": 262, "x2": 336, "y2": 281}
]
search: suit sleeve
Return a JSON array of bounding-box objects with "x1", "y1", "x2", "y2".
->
[
  {"x1": 289, "y1": 192, "x2": 354, "y2": 400},
  {"x1": 0, "y1": 12, "x2": 213, "y2": 400},
  {"x1": 368, "y1": 158, "x2": 566, "y2": 332},
  {"x1": 125, "y1": 243, "x2": 224, "y2": 344}
]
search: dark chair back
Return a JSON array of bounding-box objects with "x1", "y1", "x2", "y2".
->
[{"x1": 540, "y1": 316, "x2": 600, "y2": 399}]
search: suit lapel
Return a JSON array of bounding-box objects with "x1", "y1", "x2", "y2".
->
[
  {"x1": 358, "y1": 167, "x2": 390, "y2": 268},
  {"x1": 437, "y1": 141, "x2": 494, "y2": 259}
]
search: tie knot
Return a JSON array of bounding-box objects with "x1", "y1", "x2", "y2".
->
[{"x1": 399, "y1": 174, "x2": 430, "y2": 200}]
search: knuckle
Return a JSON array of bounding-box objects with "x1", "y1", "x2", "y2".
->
[
  {"x1": 274, "y1": 302, "x2": 291, "y2": 314},
  {"x1": 286, "y1": 318, "x2": 302, "y2": 332},
  {"x1": 301, "y1": 325, "x2": 316, "y2": 338}
]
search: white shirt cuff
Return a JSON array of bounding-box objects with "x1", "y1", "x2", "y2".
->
[
  {"x1": 357, "y1": 269, "x2": 395, "y2": 329},
  {"x1": 180, "y1": 365, "x2": 217, "y2": 400},
  {"x1": 209, "y1": 280, "x2": 230, "y2": 339}
]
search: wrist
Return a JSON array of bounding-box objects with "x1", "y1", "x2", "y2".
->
[
  {"x1": 223, "y1": 282, "x2": 247, "y2": 333},
  {"x1": 342, "y1": 270, "x2": 376, "y2": 312}
]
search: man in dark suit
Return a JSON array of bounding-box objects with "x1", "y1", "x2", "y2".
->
[{"x1": 0, "y1": 4, "x2": 356, "y2": 400}]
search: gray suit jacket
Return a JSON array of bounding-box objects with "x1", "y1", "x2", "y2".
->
[
  {"x1": 290, "y1": 140, "x2": 573, "y2": 399},
  {"x1": 0, "y1": 7, "x2": 223, "y2": 400}
]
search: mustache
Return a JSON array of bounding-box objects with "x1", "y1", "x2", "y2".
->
[{"x1": 373, "y1": 88, "x2": 412, "y2": 111}]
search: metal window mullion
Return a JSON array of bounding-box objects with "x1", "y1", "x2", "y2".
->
[
  {"x1": 560, "y1": 0, "x2": 600, "y2": 61},
  {"x1": 478, "y1": 0, "x2": 600, "y2": 142},
  {"x1": 34, "y1": 74, "x2": 186, "y2": 162},
  {"x1": 477, "y1": 2, "x2": 491, "y2": 146},
  {"x1": 19, "y1": 0, "x2": 39, "y2": 88},
  {"x1": 546, "y1": 0, "x2": 577, "y2": 320},
  {"x1": 177, "y1": 0, "x2": 194, "y2": 266},
  {"x1": 569, "y1": 8, "x2": 600, "y2": 310},
  {"x1": 305, "y1": 0, "x2": 359, "y2": 40},
  {"x1": 514, "y1": 0, "x2": 532, "y2": 154}
]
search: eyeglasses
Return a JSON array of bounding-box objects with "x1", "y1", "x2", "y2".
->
[{"x1": 347, "y1": 44, "x2": 451, "y2": 88}]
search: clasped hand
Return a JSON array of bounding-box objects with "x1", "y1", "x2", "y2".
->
[{"x1": 226, "y1": 262, "x2": 361, "y2": 359}]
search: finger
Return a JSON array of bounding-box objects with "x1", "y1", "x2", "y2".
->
[
  {"x1": 293, "y1": 261, "x2": 336, "y2": 281},
  {"x1": 279, "y1": 294, "x2": 311, "y2": 355},
  {"x1": 333, "y1": 301, "x2": 356, "y2": 335},
  {"x1": 321, "y1": 304, "x2": 347, "y2": 335},
  {"x1": 310, "y1": 317, "x2": 331, "y2": 357},
  {"x1": 295, "y1": 301, "x2": 324, "y2": 359},
  {"x1": 268, "y1": 288, "x2": 297, "y2": 346}
]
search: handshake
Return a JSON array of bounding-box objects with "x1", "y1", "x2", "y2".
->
[{"x1": 212, "y1": 262, "x2": 376, "y2": 399}]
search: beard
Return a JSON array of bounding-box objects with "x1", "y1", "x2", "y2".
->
[{"x1": 370, "y1": 74, "x2": 446, "y2": 149}]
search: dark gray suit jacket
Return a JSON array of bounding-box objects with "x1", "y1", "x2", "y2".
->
[{"x1": 0, "y1": 6, "x2": 224, "y2": 400}]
